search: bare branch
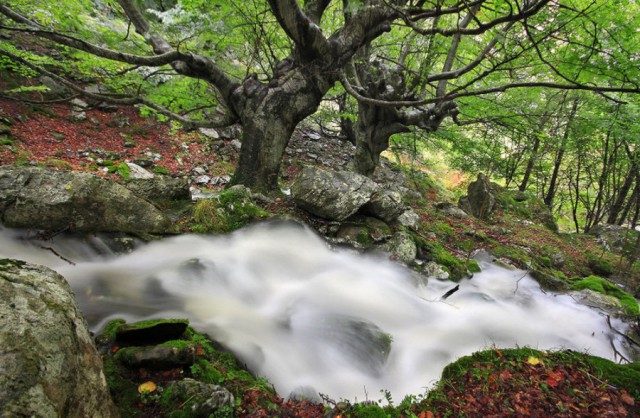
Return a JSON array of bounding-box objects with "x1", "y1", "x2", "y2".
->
[
  {"x1": 0, "y1": 48, "x2": 237, "y2": 129},
  {"x1": 267, "y1": 0, "x2": 331, "y2": 59},
  {"x1": 0, "y1": 6, "x2": 185, "y2": 66}
]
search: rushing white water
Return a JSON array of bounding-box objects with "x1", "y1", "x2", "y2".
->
[{"x1": 0, "y1": 223, "x2": 629, "y2": 401}]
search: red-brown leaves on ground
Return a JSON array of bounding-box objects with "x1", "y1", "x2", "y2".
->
[{"x1": 426, "y1": 356, "x2": 637, "y2": 418}]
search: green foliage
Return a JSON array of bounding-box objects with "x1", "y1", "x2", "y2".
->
[
  {"x1": 586, "y1": 254, "x2": 614, "y2": 277},
  {"x1": 106, "y1": 162, "x2": 131, "y2": 180},
  {"x1": 570, "y1": 275, "x2": 639, "y2": 316},
  {"x1": 191, "y1": 188, "x2": 269, "y2": 234},
  {"x1": 153, "y1": 165, "x2": 171, "y2": 175},
  {"x1": 413, "y1": 235, "x2": 472, "y2": 281}
]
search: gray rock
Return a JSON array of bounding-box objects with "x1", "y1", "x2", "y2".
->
[
  {"x1": 381, "y1": 231, "x2": 417, "y2": 264},
  {"x1": 397, "y1": 209, "x2": 420, "y2": 230},
  {"x1": 116, "y1": 344, "x2": 196, "y2": 369},
  {"x1": 115, "y1": 319, "x2": 189, "y2": 345},
  {"x1": 436, "y1": 202, "x2": 468, "y2": 218},
  {"x1": 70, "y1": 98, "x2": 89, "y2": 109},
  {"x1": 39, "y1": 75, "x2": 71, "y2": 97},
  {"x1": 569, "y1": 289, "x2": 625, "y2": 317},
  {"x1": 291, "y1": 166, "x2": 378, "y2": 221},
  {"x1": 362, "y1": 190, "x2": 406, "y2": 223},
  {"x1": 459, "y1": 173, "x2": 497, "y2": 219},
  {"x1": 590, "y1": 224, "x2": 639, "y2": 254},
  {"x1": 195, "y1": 175, "x2": 211, "y2": 185},
  {"x1": 550, "y1": 252, "x2": 565, "y2": 268},
  {"x1": 199, "y1": 128, "x2": 220, "y2": 139},
  {"x1": 126, "y1": 162, "x2": 154, "y2": 179},
  {"x1": 71, "y1": 110, "x2": 87, "y2": 122},
  {"x1": 0, "y1": 166, "x2": 173, "y2": 234},
  {"x1": 167, "y1": 378, "x2": 234, "y2": 417},
  {"x1": 124, "y1": 176, "x2": 190, "y2": 202},
  {"x1": 422, "y1": 261, "x2": 450, "y2": 280},
  {"x1": 0, "y1": 259, "x2": 118, "y2": 417}
]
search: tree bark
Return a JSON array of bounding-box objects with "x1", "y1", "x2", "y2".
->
[{"x1": 231, "y1": 67, "x2": 330, "y2": 192}]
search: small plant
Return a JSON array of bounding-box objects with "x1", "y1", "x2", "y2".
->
[
  {"x1": 153, "y1": 165, "x2": 171, "y2": 175},
  {"x1": 107, "y1": 162, "x2": 131, "y2": 180}
]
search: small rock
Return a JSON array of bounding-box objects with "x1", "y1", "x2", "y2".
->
[
  {"x1": 167, "y1": 379, "x2": 234, "y2": 417},
  {"x1": 126, "y1": 162, "x2": 154, "y2": 179},
  {"x1": 397, "y1": 210, "x2": 420, "y2": 230},
  {"x1": 115, "y1": 319, "x2": 189, "y2": 346},
  {"x1": 199, "y1": 128, "x2": 220, "y2": 139},
  {"x1": 70, "y1": 98, "x2": 89, "y2": 109},
  {"x1": 436, "y1": 202, "x2": 468, "y2": 218},
  {"x1": 381, "y1": 231, "x2": 417, "y2": 264},
  {"x1": 195, "y1": 175, "x2": 211, "y2": 185},
  {"x1": 363, "y1": 190, "x2": 406, "y2": 223},
  {"x1": 71, "y1": 110, "x2": 87, "y2": 122},
  {"x1": 422, "y1": 261, "x2": 450, "y2": 280},
  {"x1": 116, "y1": 344, "x2": 196, "y2": 369},
  {"x1": 51, "y1": 131, "x2": 65, "y2": 141},
  {"x1": 230, "y1": 139, "x2": 242, "y2": 150},
  {"x1": 193, "y1": 166, "x2": 207, "y2": 175}
]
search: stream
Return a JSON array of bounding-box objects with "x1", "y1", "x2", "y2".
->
[{"x1": 0, "y1": 222, "x2": 631, "y2": 401}]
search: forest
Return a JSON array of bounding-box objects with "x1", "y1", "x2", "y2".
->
[{"x1": 0, "y1": 0, "x2": 640, "y2": 417}]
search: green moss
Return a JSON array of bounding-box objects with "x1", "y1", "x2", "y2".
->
[
  {"x1": 0, "y1": 258, "x2": 26, "y2": 270},
  {"x1": 356, "y1": 228, "x2": 374, "y2": 246},
  {"x1": 466, "y1": 259, "x2": 481, "y2": 273},
  {"x1": 124, "y1": 318, "x2": 188, "y2": 331},
  {"x1": 95, "y1": 319, "x2": 126, "y2": 345},
  {"x1": 0, "y1": 135, "x2": 13, "y2": 145},
  {"x1": 103, "y1": 356, "x2": 139, "y2": 416},
  {"x1": 191, "y1": 189, "x2": 269, "y2": 234},
  {"x1": 413, "y1": 235, "x2": 470, "y2": 281},
  {"x1": 153, "y1": 165, "x2": 171, "y2": 175},
  {"x1": 586, "y1": 254, "x2": 614, "y2": 277},
  {"x1": 570, "y1": 275, "x2": 639, "y2": 315},
  {"x1": 491, "y1": 244, "x2": 532, "y2": 267}
]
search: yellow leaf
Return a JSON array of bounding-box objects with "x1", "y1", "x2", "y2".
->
[
  {"x1": 138, "y1": 381, "x2": 157, "y2": 394},
  {"x1": 527, "y1": 356, "x2": 543, "y2": 366}
]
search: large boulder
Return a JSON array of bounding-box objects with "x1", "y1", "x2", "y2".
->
[
  {"x1": 0, "y1": 166, "x2": 173, "y2": 234},
  {"x1": 291, "y1": 166, "x2": 378, "y2": 221},
  {"x1": 459, "y1": 173, "x2": 498, "y2": 220},
  {"x1": 123, "y1": 176, "x2": 191, "y2": 203},
  {"x1": 0, "y1": 259, "x2": 118, "y2": 417}
]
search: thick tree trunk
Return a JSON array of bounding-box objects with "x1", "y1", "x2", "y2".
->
[
  {"x1": 606, "y1": 167, "x2": 635, "y2": 224},
  {"x1": 519, "y1": 135, "x2": 541, "y2": 192},
  {"x1": 353, "y1": 103, "x2": 408, "y2": 176},
  {"x1": 230, "y1": 67, "x2": 330, "y2": 193},
  {"x1": 544, "y1": 99, "x2": 578, "y2": 207}
]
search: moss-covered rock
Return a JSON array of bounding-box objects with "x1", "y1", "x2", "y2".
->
[
  {"x1": 190, "y1": 186, "x2": 269, "y2": 233},
  {"x1": 0, "y1": 259, "x2": 117, "y2": 417},
  {"x1": 115, "y1": 318, "x2": 189, "y2": 346},
  {"x1": 495, "y1": 189, "x2": 558, "y2": 232},
  {"x1": 0, "y1": 166, "x2": 173, "y2": 234},
  {"x1": 570, "y1": 275, "x2": 639, "y2": 316}
]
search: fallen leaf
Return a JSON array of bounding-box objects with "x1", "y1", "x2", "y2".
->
[
  {"x1": 526, "y1": 356, "x2": 543, "y2": 366},
  {"x1": 499, "y1": 369, "x2": 512, "y2": 380},
  {"x1": 620, "y1": 390, "x2": 635, "y2": 406},
  {"x1": 138, "y1": 381, "x2": 157, "y2": 394},
  {"x1": 546, "y1": 371, "x2": 564, "y2": 388},
  {"x1": 418, "y1": 411, "x2": 435, "y2": 418}
]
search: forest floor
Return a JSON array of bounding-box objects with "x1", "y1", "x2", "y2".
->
[{"x1": 2, "y1": 98, "x2": 640, "y2": 417}]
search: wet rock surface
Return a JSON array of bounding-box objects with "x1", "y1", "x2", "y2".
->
[{"x1": 0, "y1": 259, "x2": 117, "y2": 417}]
